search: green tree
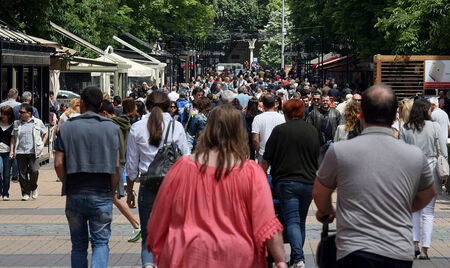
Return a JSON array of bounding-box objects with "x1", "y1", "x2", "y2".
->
[
  {"x1": 259, "y1": 1, "x2": 293, "y2": 69},
  {"x1": 376, "y1": 0, "x2": 450, "y2": 54}
]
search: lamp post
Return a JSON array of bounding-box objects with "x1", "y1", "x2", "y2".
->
[{"x1": 281, "y1": 0, "x2": 286, "y2": 70}]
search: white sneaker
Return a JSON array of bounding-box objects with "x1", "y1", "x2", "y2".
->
[
  {"x1": 290, "y1": 260, "x2": 306, "y2": 268},
  {"x1": 32, "y1": 190, "x2": 38, "y2": 199},
  {"x1": 2, "y1": 196, "x2": 9, "y2": 201},
  {"x1": 22, "y1": 194, "x2": 30, "y2": 201}
]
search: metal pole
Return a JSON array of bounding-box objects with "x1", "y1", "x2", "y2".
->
[{"x1": 281, "y1": 0, "x2": 285, "y2": 70}]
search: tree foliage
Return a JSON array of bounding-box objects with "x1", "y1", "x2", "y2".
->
[
  {"x1": 288, "y1": 0, "x2": 450, "y2": 58},
  {"x1": 259, "y1": 0, "x2": 293, "y2": 69},
  {"x1": 376, "y1": 0, "x2": 450, "y2": 54}
]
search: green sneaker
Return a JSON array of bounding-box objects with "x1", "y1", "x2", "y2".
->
[{"x1": 128, "y1": 228, "x2": 141, "y2": 242}]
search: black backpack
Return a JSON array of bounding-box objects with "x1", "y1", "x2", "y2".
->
[{"x1": 143, "y1": 119, "x2": 182, "y2": 193}]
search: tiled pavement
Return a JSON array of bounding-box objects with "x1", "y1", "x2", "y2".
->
[{"x1": 1, "y1": 163, "x2": 450, "y2": 267}]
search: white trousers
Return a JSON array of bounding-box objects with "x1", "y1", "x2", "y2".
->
[{"x1": 413, "y1": 196, "x2": 436, "y2": 248}]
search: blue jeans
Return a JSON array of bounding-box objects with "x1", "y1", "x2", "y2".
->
[
  {"x1": 138, "y1": 183, "x2": 156, "y2": 267},
  {"x1": 0, "y1": 153, "x2": 12, "y2": 197},
  {"x1": 337, "y1": 251, "x2": 413, "y2": 268},
  {"x1": 11, "y1": 158, "x2": 18, "y2": 179},
  {"x1": 275, "y1": 180, "x2": 313, "y2": 263},
  {"x1": 65, "y1": 191, "x2": 113, "y2": 268}
]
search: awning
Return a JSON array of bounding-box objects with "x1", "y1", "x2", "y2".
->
[
  {"x1": 312, "y1": 55, "x2": 340, "y2": 70},
  {"x1": 96, "y1": 46, "x2": 155, "y2": 77}
]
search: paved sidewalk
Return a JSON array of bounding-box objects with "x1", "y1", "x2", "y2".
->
[{"x1": 1, "y1": 163, "x2": 450, "y2": 267}]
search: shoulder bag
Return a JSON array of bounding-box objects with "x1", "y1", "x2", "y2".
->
[
  {"x1": 316, "y1": 215, "x2": 337, "y2": 268},
  {"x1": 143, "y1": 119, "x2": 182, "y2": 193},
  {"x1": 432, "y1": 124, "x2": 449, "y2": 180}
]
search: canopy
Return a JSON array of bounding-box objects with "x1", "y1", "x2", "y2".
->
[{"x1": 96, "y1": 46, "x2": 155, "y2": 77}]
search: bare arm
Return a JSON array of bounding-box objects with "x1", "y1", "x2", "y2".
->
[
  {"x1": 126, "y1": 176, "x2": 136, "y2": 208},
  {"x1": 313, "y1": 179, "x2": 335, "y2": 223},
  {"x1": 42, "y1": 132, "x2": 49, "y2": 146},
  {"x1": 262, "y1": 159, "x2": 270, "y2": 174},
  {"x1": 266, "y1": 231, "x2": 288, "y2": 268},
  {"x1": 412, "y1": 185, "x2": 436, "y2": 212},
  {"x1": 10, "y1": 136, "x2": 15, "y2": 158},
  {"x1": 110, "y1": 151, "x2": 120, "y2": 196},
  {"x1": 252, "y1": 133, "x2": 259, "y2": 155},
  {"x1": 54, "y1": 151, "x2": 65, "y2": 182}
]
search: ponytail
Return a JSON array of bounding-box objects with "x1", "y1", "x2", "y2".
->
[{"x1": 148, "y1": 106, "x2": 164, "y2": 146}]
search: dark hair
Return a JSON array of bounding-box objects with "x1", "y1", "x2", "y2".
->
[
  {"x1": 283, "y1": 99, "x2": 304, "y2": 120},
  {"x1": 136, "y1": 101, "x2": 146, "y2": 117},
  {"x1": 196, "y1": 96, "x2": 212, "y2": 114},
  {"x1": 123, "y1": 97, "x2": 138, "y2": 116},
  {"x1": 146, "y1": 92, "x2": 170, "y2": 146},
  {"x1": 1, "y1": 106, "x2": 15, "y2": 124},
  {"x1": 81, "y1": 87, "x2": 103, "y2": 112},
  {"x1": 49, "y1": 91, "x2": 54, "y2": 96},
  {"x1": 262, "y1": 93, "x2": 275, "y2": 109},
  {"x1": 405, "y1": 99, "x2": 431, "y2": 132},
  {"x1": 361, "y1": 84, "x2": 397, "y2": 126},
  {"x1": 113, "y1": 96, "x2": 122, "y2": 105},
  {"x1": 195, "y1": 105, "x2": 249, "y2": 181},
  {"x1": 20, "y1": 103, "x2": 33, "y2": 114},
  {"x1": 246, "y1": 97, "x2": 261, "y2": 119},
  {"x1": 312, "y1": 90, "x2": 322, "y2": 97},
  {"x1": 99, "y1": 100, "x2": 114, "y2": 115},
  {"x1": 192, "y1": 87, "x2": 204, "y2": 96}
]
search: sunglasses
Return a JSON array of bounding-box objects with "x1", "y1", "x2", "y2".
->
[
  {"x1": 354, "y1": 99, "x2": 362, "y2": 102},
  {"x1": 19, "y1": 110, "x2": 28, "y2": 114},
  {"x1": 170, "y1": 106, "x2": 177, "y2": 108},
  {"x1": 313, "y1": 98, "x2": 320, "y2": 101}
]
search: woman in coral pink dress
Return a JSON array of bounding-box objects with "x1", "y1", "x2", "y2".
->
[{"x1": 147, "y1": 105, "x2": 287, "y2": 268}]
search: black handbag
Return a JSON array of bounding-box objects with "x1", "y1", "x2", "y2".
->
[
  {"x1": 316, "y1": 215, "x2": 337, "y2": 268},
  {"x1": 143, "y1": 119, "x2": 182, "y2": 193}
]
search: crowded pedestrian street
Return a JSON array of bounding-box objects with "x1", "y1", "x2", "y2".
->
[{"x1": 0, "y1": 161, "x2": 449, "y2": 268}]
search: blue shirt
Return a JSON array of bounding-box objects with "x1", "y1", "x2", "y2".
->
[
  {"x1": 13, "y1": 104, "x2": 39, "y2": 120},
  {"x1": 235, "y1": 93, "x2": 251, "y2": 108}
]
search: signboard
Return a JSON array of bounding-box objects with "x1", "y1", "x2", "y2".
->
[{"x1": 425, "y1": 60, "x2": 450, "y2": 88}]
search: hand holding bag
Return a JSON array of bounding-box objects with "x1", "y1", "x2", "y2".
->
[
  {"x1": 143, "y1": 119, "x2": 182, "y2": 193},
  {"x1": 432, "y1": 124, "x2": 449, "y2": 181},
  {"x1": 316, "y1": 215, "x2": 337, "y2": 268}
]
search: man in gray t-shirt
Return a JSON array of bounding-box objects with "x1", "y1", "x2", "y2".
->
[{"x1": 313, "y1": 85, "x2": 436, "y2": 267}]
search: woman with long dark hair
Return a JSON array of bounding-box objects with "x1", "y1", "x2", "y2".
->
[
  {"x1": 126, "y1": 92, "x2": 189, "y2": 268},
  {"x1": 245, "y1": 97, "x2": 262, "y2": 160},
  {"x1": 0, "y1": 106, "x2": 14, "y2": 200},
  {"x1": 147, "y1": 105, "x2": 287, "y2": 268},
  {"x1": 400, "y1": 98, "x2": 447, "y2": 260}
]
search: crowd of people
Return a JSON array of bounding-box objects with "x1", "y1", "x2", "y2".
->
[{"x1": 1, "y1": 68, "x2": 449, "y2": 268}]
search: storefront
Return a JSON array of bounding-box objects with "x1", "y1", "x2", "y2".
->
[{"x1": 0, "y1": 23, "x2": 55, "y2": 123}]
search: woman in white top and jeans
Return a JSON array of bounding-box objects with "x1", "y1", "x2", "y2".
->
[
  {"x1": 126, "y1": 92, "x2": 189, "y2": 268},
  {"x1": 400, "y1": 98, "x2": 448, "y2": 259}
]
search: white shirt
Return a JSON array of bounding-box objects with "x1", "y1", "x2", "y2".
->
[
  {"x1": 251, "y1": 111, "x2": 286, "y2": 155},
  {"x1": 168, "y1": 91, "x2": 180, "y2": 102},
  {"x1": 126, "y1": 112, "x2": 189, "y2": 180},
  {"x1": 0, "y1": 98, "x2": 21, "y2": 109}
]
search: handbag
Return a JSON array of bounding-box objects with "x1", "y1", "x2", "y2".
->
[
  {"x1": 316, "y1": 215, "x2": 337, "y2": 268},
  {"x1": 143, "y1": 119, "x2": 182, "y2": 193},
  {"x1": 432, "y1": 124, "x2": 449, "y2": 180}
]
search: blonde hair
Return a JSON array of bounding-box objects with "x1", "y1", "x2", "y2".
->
[
  {"x1": 64, "y1": 98, "x2": 80, "y2": 117},
  {"x1": 398, "y1": 98, "x2": 414, "y2": 125}
]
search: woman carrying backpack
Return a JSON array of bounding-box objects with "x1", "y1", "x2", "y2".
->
[{"x1": 126, "y1": 92, "x2": 189, "y2": 268}]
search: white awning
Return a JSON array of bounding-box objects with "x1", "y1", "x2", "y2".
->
[{"x1": 96, "y1": 47, "x2": 155, "y2": 77}]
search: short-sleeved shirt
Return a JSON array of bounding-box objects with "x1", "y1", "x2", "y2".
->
[
  {"x1": 264, "y1": 119, "x2": 319, "y2": 185},
  {"x1": 55, "y1": 112, "x2": 119, "y2": 195},
  {"x1": 15, "y1": 118, "x2": 47, "y2": 154},
  {"x1": 432, "y1": 108, "x2": 450, "y2": 156},
  {"x1": 251, "y1": 111, "x2": 285, "y2": 155},
  {"x1": 317, "y1": 126, "x2": 434, "y2": 261}
]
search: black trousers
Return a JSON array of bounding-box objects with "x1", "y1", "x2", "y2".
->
[
  {"x1": 16, "y1": 154, "x2": 40, "y2": 195},
  {"x1": 338, "y1": 251, "x2": 413, "y2": 268}
]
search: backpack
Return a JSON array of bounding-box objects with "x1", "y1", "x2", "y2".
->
[
  {"x1": 176, "y1": 98, "x2": 189, "y2": 122},
  {"x1": 143, "y1": 119, "x2": 182, "y2": 193}
]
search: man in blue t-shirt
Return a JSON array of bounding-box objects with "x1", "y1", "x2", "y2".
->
[{"x1": 54, "y1": 87, "x2": 120, "y2": 267}]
